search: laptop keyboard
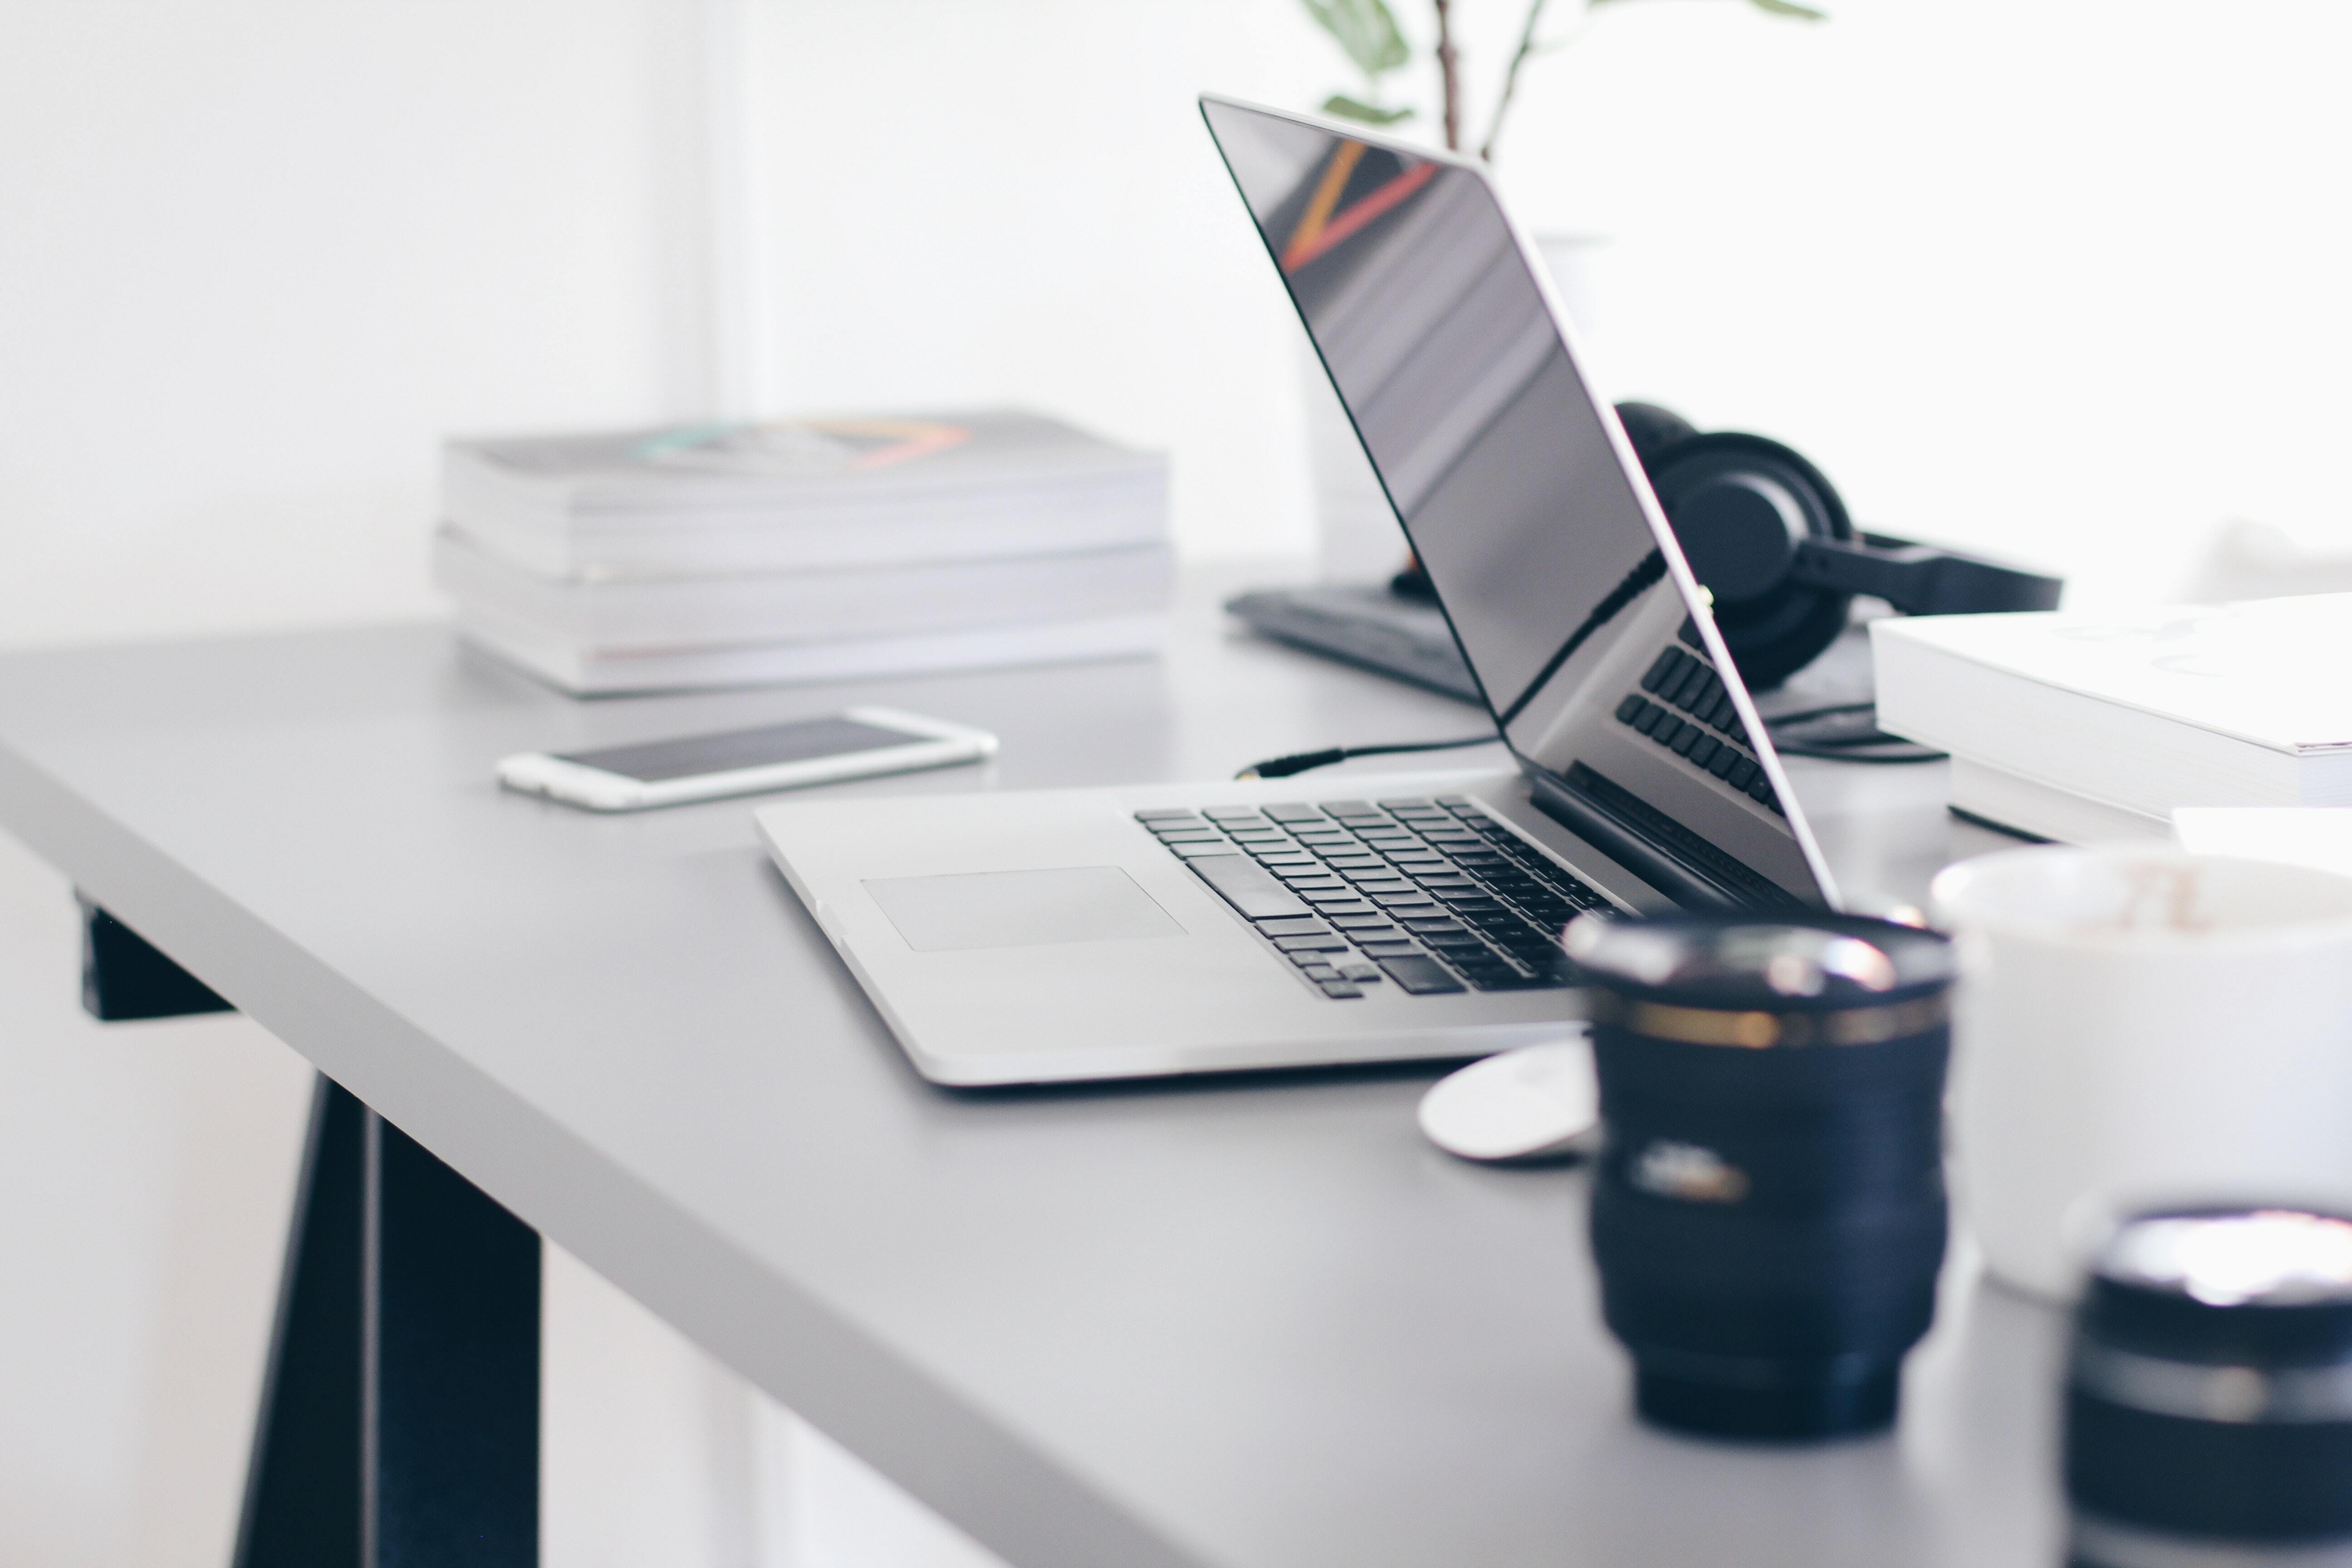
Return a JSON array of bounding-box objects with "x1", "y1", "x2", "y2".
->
[
  {"x1": 1614, "y1": 642, "x2": 1784, "y2": 815},
  {"x1": 1137, "y1": 795, "x2": 1610, "y2": 1000}
]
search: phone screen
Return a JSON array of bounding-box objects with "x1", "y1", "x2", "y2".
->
[{"x1": 555, "y1": 716, "x2": 927, "y2": 783}]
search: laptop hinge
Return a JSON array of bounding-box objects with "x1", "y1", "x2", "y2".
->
[{"x1": 1526, "y1": 771, "x2": 1741, "y2": 910}]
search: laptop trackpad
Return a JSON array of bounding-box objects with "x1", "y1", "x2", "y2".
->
[{"x1": 864, "y1": 867, "x2": 1185, "y2": 952}]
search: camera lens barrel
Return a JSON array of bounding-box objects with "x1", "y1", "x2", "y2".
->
[
  {"x1": 2067, "y1": 1207, "x2": 2352, "y2": 1566},
  {"x1": 1566, "y1": 913, "x2": 1955, "y2": 1441}
]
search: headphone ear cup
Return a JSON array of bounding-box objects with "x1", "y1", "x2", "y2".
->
[
  {"x1": 1646, "y1": 432, "x2": 1854, "y2": 691},
  {"x1": 1612, "y1": 402, "x2": 1700, "y2": 477}
]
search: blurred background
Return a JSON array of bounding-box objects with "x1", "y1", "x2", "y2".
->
[{"x1": 5, "y1": 1, "x2": 2351, "y2": 1563}]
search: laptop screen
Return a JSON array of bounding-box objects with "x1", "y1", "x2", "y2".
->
[{"x1": 1201, "y1": 97, "x2": 1832, "y2": 908}]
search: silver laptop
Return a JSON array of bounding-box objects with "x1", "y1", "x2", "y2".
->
[{"x1": 754, "y1": 97, "x2": 1840, "y2": 1085}]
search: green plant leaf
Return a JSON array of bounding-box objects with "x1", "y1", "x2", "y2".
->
[
  {"x1": 1300, "y1": 0, "x2": 1411, "y2": 78},
  {"x1": 1321, "y1": 93, "x2": 1416, "y2": 125},
  {"x1": 1745, "y1": 0, "x2": 1829, "y2": 19}
]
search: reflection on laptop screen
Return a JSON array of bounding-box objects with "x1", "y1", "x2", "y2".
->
[{"x1": 1202, "y1": 97, "x2": 1830, "y2": 908}]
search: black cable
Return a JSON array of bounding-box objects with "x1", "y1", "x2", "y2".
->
[
  {"x1": 1237, "y1": 698, "x2": 1942, "y2": 782},
  {"x1": 1235, "y1": 732, "x2": 1500, "y2": 781},
  {"x1": 1764, "y1": 700, "x2": 1947, "y2": 764},
  {"x1": 1772, "y1": 745, "x2": 1946, "y2": 765},
  {"x1": 1763, "y1": 701, "x2": 1879, "y2": 728}
]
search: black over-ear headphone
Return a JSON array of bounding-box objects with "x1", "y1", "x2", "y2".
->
[{"x1": 1614, "y1": 402, "x2": 2063, "y2": 689}]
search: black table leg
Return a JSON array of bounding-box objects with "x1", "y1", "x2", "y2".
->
[
  {"x1": 234, "y1": 1077, "x2": 541, "y2": 1568},
  {"x1": 78, "y1": 900, "x2": 543, "y2": 1565},
  {"x1": 77, "y1": 894, "x2": 232, "y2": 1020}
]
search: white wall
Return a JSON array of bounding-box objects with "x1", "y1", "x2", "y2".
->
[
  {"x1": 8, "y1": 3, "x2": 2352, "y2": 1566},
  {"x1": 0, "y1": 4, "x2": 1007, "y2": 1565},
  {"x1": 748, "y1": 0, "x2": 2352, "y2": 603}
]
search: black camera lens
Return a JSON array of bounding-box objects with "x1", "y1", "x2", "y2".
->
[
  {"x1": 2067, "y1": 1207, "x2": 2352, "y2": 1566},
  {"x1": 1565, "y1": 912, "x2": 1955, "y2": 1441}
]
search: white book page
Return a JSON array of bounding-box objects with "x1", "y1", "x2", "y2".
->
[{"x1": 1881, "y1": 596, "x2": 2352, "y2": 753}]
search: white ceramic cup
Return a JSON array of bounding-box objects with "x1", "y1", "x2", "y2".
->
[{"x1": 1930, "y1": 846, "x2": 2352, "y2": 1300}]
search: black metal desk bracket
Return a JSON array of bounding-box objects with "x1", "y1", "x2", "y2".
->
[{"x1": 80, "y1": 902, "x2": 541, "y2": 1568}]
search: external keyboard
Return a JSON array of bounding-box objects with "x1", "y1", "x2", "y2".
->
[{"x1": 1137, "y1": 795, "x2": 1610, "y2": 1000}]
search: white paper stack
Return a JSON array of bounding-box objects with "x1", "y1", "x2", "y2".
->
[
  {"x1": 1871, "y1": 595, "x2": 2352, "y2": 843},
  {"x1": 434, "y1": 410, "x2": 1173, "y2": 693}
]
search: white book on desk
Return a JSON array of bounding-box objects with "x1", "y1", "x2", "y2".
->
[
  {"x1": 456, "y1": 605, "x2": 1166, "y2": 695},
  {"x1": 1872, "y1": 596, "x2": 2352, "y2": 828},
  {"x1": 443, "y1": 408, "x2": 1166, "y2": 522},
  {"x1": 432, "y1": 529, "x2": 1176, "y2": 652},
  {"x1": 1947, "y1": 759, "x2": 2171, "y2": 845},
  {"x1": 446, "y1": 474, "x2": 1166, "y2": 580}
]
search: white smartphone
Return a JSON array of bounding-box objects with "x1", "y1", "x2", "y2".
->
[{"x1": 496, "y1": 706, "x2": 997, "y2": 812}]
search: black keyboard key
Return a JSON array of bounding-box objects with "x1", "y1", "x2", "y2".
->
[
  {"x1": 1749, "y1": 775, "x2": 1776, "y2": 803},
  {"x1": 1257, "y1": 918, "x2": 1330, "y2": 938},
  {"x1": 1318, "y1": 800, "x2": 1375, "y2": 814},
  {"x1": 1188, "y1": 855, "x2": 1311, "y2": 920},
  {"x1": 1372, "y1": 895, "x2": 1439, "y2": 912},
  {"x1": 1289, "y1": 951, "x2": 1333, "y2": 967},
  {"x1": 1298, "y1": 962, "x2": 1341, "y2": 980},
  {"x1": 1630, "y1": 703, "x2": 1666, "y2": 736},
  {"x1": 1338, "y1": 963, "x2": 1381, "y2": 982},
  {"x1": 1401, "y1": 917, "x2": 1466, "y2": 933},
  {"x1": 1639, "y1": 648, "x2": 1682, "y2": 694},
  {"x1": 1670, "y1": 662, "x2": 1712, "y2": 710},
  {"x1": 1427, "y1": 938, "x2": 1491, "y2": 958},
  {"x1": 1469, "y1": 970, "x2": 1563, "y2": 991},
  {"x1": 1671, "y1": 725, "x2": 1705, "y2": 757},
  {"x1": 1436, "y1": 795, "x2": 1475, "y2": 806},
  {"x1": 1274, "y1": 934, "x2": 1348, "y2": 952},
  {"x1": 1415, "y1": 875, "x2": 1475, "y2": 890},
  {"x1": 1328, "y1": 915, "x2": 1396, "y2": 931},
  {"x1": 1261, "y1": 806, "x2": 1325, "y2": 823},
  {"x1": 1318, "y1": 980, "x2": 1365, "y2": 999},
  {"x1": 1378, "y1": 798, "x2": 1438, "y2": 810},
  {"x1": 1727, "y1": 758, "x2": 1759, "y2": 789},
  {"x1": 1687, "y1": 735, "x2": 1720, "y2": 768},
  {"x1": 1378, "y1": 955, "x2": 1467, "y2": 995},
  {"x1": 1709, "y1": 748, "x2": 1740, "y2": 780},
  {"x1": 1359, "y1": 940, "x2": 1422, "y2": 957}
]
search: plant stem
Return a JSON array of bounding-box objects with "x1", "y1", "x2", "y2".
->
[
  {"x1": 1432, "y1": 0, "x2": 1462, "y2": 152},
  {"x1": 1480, "y1": 0, "x2": 1554, "y2": 162}
]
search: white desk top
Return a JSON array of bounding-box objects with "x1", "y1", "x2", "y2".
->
[{"x1": 0, "y1": 568, "x2": 2050, "y2": 1568}]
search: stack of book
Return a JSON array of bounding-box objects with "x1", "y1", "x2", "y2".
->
[
  {"x1": 1871, "y1": 595, "x2": 2352, "y2": 843},
  {"x1": 434, "y1": 411, "x2": 1172, "y2": 694}
]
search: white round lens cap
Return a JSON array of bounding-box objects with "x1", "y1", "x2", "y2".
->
[{"x1": 1417, "y1": 1029, "x2": 1598, "y2": 1163}]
